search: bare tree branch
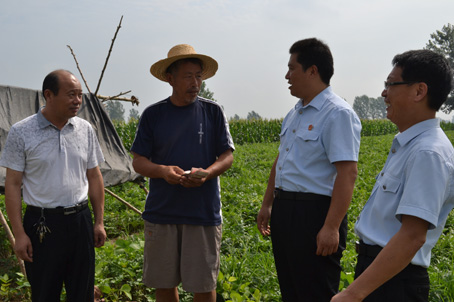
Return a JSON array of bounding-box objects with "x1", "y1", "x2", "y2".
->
[
  {"x1": 97, "y1": 91, "x2": 139, "y2": 106},
  {"x1": 66, "y1": 45, "x2": 92, "y2": 94},
  {"x1": 95, "y1": 15, "x2": 123, "y2": 96}
]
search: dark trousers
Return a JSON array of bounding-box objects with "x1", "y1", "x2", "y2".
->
[
  {"x1": 270, "y1": 193, "x2": 347, "y2": 302},
  {"x1": 23, "y1": 207, "x2": 95, "y2": 302},
  {"x1": 355, "y1": 244, "x2": 429, "y2": 302}
]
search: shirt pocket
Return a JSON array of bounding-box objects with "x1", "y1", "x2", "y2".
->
[
  {"x1": 278, "y1": 127, "x2": 288, "y2": 153},
  {"x1": 296, "y1": 129, "x2": 323, "y2": 160},
  {"x1": 378, "y1": 174, "x2": 401, "y2": 194}
]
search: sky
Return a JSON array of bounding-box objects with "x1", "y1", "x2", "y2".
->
[{"x1": 1, "y1": 0, "x2": 453, "y2": 121}]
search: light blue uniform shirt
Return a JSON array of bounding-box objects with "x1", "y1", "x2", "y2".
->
[
  {"x1": 355, "y1": 119, "x2": 454, "y2": 267},
  {"x1": 275, "y1": 86, "x2": 361, "y2": 196}
]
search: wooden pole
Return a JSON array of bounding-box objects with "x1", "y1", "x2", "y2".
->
[
  {"x1": 139, "y1": 183, "x2": 149, "y2": 195},
  {"x1": 0, "y1": 207, "x2": 26, "y2": 277},
  {"x1": 66, "y1": 45, "x2": 92, "y2": 94},
  {"x1": 104, "y1": 188, "x2": 142, "y2": 215},
  {"x1": 95, "y1": 16, "x2": 124, "y2": 96},
  {"x1": 97, "y1": 92, "x2": 139, "y2": 105}
]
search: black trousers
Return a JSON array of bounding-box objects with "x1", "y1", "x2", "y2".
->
[
  {"x1": 270, "y1": 192, "x2": 347, "y2": 302},
  {"x1": 23, "y1": 206, "x2": 95, "y2": 302},
  {"x1": 355, "y1": 245, "x2": 429, "y2": 302}
]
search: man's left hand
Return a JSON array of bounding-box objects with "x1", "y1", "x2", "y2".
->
[
  {"x1": 316, "y1": 225, "x2": 339, "y2": 256},
  {"x1": 179, "y1": 168, "x2": 209, "y2": 188}
]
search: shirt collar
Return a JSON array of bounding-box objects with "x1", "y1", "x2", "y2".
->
[
  {"x1": 395, "y1": 118, "x2": 440, "y2": 147},
  {"x1": 295, "y1": 86, "x2": 332, "y2": 111},
  {"x1": 37, "y1": 106, "x2": 76, "y2": 129}
]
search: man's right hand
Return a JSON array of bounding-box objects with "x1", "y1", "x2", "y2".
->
[
  {"x1": 14, "y1": 232, "x2": 33, "y2": 262},
  {"x1": 163, "y1": 166, "x2": 185, "y2": 184}
]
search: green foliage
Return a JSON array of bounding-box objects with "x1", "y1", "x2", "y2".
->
[
  {"x1": 353, "y1": 95, "x2": 386, "y2": 119},
  {"x1": 425, "y1": 23, "x2": 454, "y2": 114},
  {"x1": 360, "y1": 119, "x2": 398, "y2": 136},
  {"x1": 95, "y1": 236, "x2": 153, "y2": 302},
  {"x1": 228, "y1": 119, "x2": 282, "y2": 145},
  {"x1": 129, "y1": 108, "x2": 140, "y2": 121},
  {"x1": 112, "y1": 119, "x2": 138, "y2": 153},
  {"x1": 2, "y1": 121, "x2": 454, "y2": 301},
  {"x1": 0, "y1": 272, "x2": 30, "y2": 301},
  {"x1": 113, "y1": 116, "x2": 454, "y2": 149},
  {"x1": 199, "y1": 81, "x2": 216, "y2": 101},
  {"x1": 247, "y1": 111, "x2": 262, "y2": 120},
  {"x1": 105, "y1": 100, "x2": 125, "y2": 122}
]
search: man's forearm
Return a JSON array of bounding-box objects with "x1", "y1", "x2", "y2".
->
[
  {"x1": 324, "y1": 161, "x2": 357, "y2": 229},
  {"x1": 262, "y1": 155, "x2": 278, "y2": 207},
  {"x1": 206, "y1": 149, "x2": 234, "y2": 180},
  {"x1": 87, "y1": 167, "x2": 105, "y2": 224},
  {"x1": 4, "y1": 169, "x2": 25, "y2": 236}
]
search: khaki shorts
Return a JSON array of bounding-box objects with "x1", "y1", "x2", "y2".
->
[{"x1": 142, "y1": 221, "x2": 222, "y2": 293}]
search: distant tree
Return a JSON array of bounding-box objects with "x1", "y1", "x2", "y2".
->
[
  {"x1": 199, "y1": 81, "x2": 216, "y2": 101},
  {"x1": 247, "y1": 111, "x2": 262, "y2": 120},
  {"x1": 353, "y1": 95, "x2": 386, "y2": 119},
  {"x1": 105, "y1": 100, "x2": 125, "y2": 122},
  {"x1": 129, "y1": 108, "x2": 140, "y2": 121},
  {"x1": 231, "y1": 114, "x2": 241, "y2": 121},
  {"x1": 425, "y1": 23, "x2": 454, "y2": 113}
]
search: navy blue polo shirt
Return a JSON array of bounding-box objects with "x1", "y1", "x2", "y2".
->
[{"x1": 131, "y1": 97, "x2": 234, "y2": 225}]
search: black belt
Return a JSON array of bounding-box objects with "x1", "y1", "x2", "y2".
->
[
  {"x1": 26, "y1": 200, "x2": 89, "y2": 216},
  {"x1": 356, "y1": 241, "x2": 427, "y2": 274},
  {"x1": 356, "y1": 241, "x2": 383, "y2": 258},
  {"x1": 273, "y1": 189, "x2": 330, "y2": 201}
]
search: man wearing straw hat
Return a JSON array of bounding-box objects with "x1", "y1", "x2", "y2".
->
[{"x1": 131, "y1": 44, "x2": 234, "y2": 302}]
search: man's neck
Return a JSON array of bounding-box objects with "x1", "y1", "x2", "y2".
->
[
  {"x1": 41, "y1": 107, "x2": 68, "y2": 130},
  {"x1": 170, "y1": 95, "x2": 197, "y2": 107},
  {"x1": 302, "y1": 84, "x2": 329, "y2": 106}
]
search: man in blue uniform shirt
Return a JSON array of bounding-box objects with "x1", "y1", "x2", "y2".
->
[
  {"x1": 257, "y1": 38, "x2": 361, "y2": 301},
  {"x1": 332, "y1": 50, "x2": 454, "y2": 302},
  {"x1": 131, "y1": 44, "x2": 234, "y2": 302}
]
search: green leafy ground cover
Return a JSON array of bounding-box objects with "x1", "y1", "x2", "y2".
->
[{"x1": 1, "y1": 127, "x2": 454, "y2": 301}]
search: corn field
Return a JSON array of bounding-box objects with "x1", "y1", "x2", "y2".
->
[{"x1": 114, "y1": 118, "x2": 454, "y2": 148}]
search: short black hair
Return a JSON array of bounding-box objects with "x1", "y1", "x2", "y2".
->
[
  {"x1": 289, "y1": 38, "x2": 334, "y2": 85},
  {"x1": 42, "y1": 69, "x2": 74, "y2": 100},
  {"x1": 392, "y1": 50, "x2": 453, "y2": 111},
  {"x1": 166, "y1": 58, "x2": 203, "y2": 76}
]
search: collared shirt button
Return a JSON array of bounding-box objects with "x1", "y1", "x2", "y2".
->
[
  {"x1": 279, "y1": 166, "x2": 282, "y2": 170},
  {"x1": 299, "y1": 110, "x2": 303, "y2": 114},
  {"x1": 286, "y1": 148, "x2": 289, "y2": 152},
  {"x1": 381, "y1": 172, "x2": 384, "y2": 176},
  {"x1": 383, "y1": 185, "x2": 387, "y2": 190},
  {"x1": 392, "y1": 149, "x2": 396, "y2": 153},
  {"x1": 292, "y1": 129, "x2": 296, "y2": 133}
]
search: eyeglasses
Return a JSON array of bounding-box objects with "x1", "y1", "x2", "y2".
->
[{"x1": 384, "y1": 81, "x2": 417, "y2": 89}]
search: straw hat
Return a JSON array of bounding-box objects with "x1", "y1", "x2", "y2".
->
[{"x1": 150, "y1": 44, "x2": 218, "y2": 82}]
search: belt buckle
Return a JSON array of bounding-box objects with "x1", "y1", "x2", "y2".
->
[
  {"x1": 273, "y1": 190, "x2": 279, "y2": 199},
  {"x1": 63, "y1": 206, "x2": 77, "y2": 215}
]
